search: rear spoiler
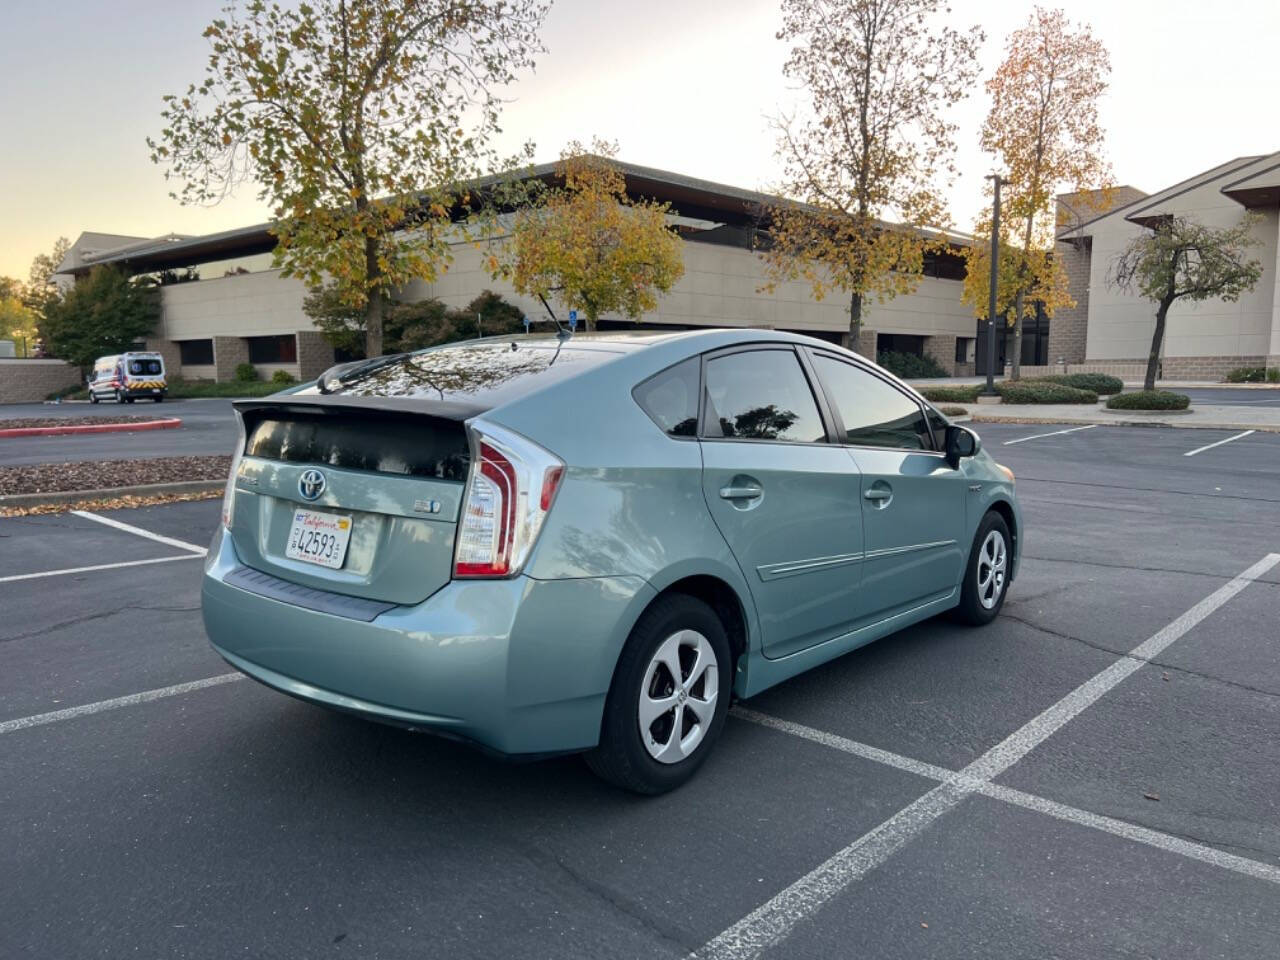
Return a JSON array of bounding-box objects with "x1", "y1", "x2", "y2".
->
[{"x1": 233, "y1": 392, "x2": 487, "y2": 423}]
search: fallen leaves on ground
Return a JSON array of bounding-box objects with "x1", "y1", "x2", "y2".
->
[
  {"x1": 0, "y1": 488, "x2": 222, "y2": 517},
  {"x1": 0, "y1": 415, "x2": 166, "y2": 430},
  {"x1": 0, "y1": 455, "x2": 232, "y2": 496}
]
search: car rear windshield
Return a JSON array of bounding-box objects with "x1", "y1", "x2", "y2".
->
[
  {"x1": 245, "y1": 413, "x2": 470, "y2": 481},
  {"x1": 322, "y1": 342, "x2": 618, "y2": 407}
]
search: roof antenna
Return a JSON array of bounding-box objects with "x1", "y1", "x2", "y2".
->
[{"x1": 537, "y1": 294, "x2": 571, "y2": 339}]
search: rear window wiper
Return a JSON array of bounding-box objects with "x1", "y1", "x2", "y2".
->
[{"x1": 317, "y1": 353, "x2": 411, "y2": 393}]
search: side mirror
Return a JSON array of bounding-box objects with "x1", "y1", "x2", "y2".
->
[{"x1": 945, "y1": 425, "x2": 980, "y2": 469}]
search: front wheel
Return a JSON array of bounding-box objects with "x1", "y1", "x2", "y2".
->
[
  {"x1": 585, "y1": 594, "x2": 732, "y2": 794},
  {"x1": 89, "y1": 391, "x2": 99, "y2": 404},
  {"x1": 114, "y1": 389, "x2": 125, "y2": 405},
  {"x1": 953, "y1": 511, "x2": 1011, "y2": 625}
]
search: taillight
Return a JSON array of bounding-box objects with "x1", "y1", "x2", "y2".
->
[
  {"x1": 454, "y1": 423, "x2": 564, "y2": 578},
  {"x1": 221, "y1": 412, "x2": 246, "y2": 529}
]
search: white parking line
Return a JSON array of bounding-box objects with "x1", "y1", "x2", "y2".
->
[
  {"x1": 694, "y1": 551, "x2": 1280, "y2": 960},
  {"x1": 0, "y1": 554, "x2": 203, "y2": 584},
  {"x1": 1184, "y1": 430, "x2": 1255, "y2": 457},
  {"x1": 1002, "y1": 424, "x2": 1098, "y2": 445},
  {"x1": 736, "y1": 710, "x2": 1280, "y2": 888},
  {"x1": 0, "y1": 673, "x2": 243, "y2": 736},
  {"x1": 71, "y1": 509, "x2": 207, "y2": 555}
]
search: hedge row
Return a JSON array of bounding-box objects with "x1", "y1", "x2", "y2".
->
[
  {"x1": 1105, "y1": 390, "x2": 1191, "y2": 410},
  {"x1": 1027, "y1": 372, "x2": 1124, "y2": 395},
  {"x1": 917, "y1": 384, "x2": 983, "y2": 403},
  {"x1": 996, "y1": 381, "x2": 1098, "y2": 404},
  {"x1": 876, "y1": 350, "x2": 948, "y2": 379}
]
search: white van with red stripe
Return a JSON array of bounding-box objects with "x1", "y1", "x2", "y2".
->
[{"x1": 88, "y1": 352, "x2": 168, "y2": 404}]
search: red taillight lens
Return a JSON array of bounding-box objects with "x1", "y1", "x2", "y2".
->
[{"x1": 453, "y1": 425, "x2": 564, "y2": 579}]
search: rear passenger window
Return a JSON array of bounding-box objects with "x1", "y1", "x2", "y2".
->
[
  {"x1": 703, "y1": 350, "x2": 825, "y2": 443},
  {"x1": 633, "y1": 358, "x2": 699, "y2": 437},
  {"x1": 812, "y1": 354, "x2": 932, "y2": 450}
]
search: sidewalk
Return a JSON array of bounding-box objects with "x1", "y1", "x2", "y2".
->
[
  {"x1": 953, "y1": 401, "x2": 1280, "y2": 432},
  {"x1": 908, "y1": 376, "x2": 1278, "y2": 390}
]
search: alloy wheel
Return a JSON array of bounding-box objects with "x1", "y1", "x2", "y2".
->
[
  {"x1": 638, "y1": 629, "x2": 719, "y2": 764},
  {"x1": 976, "y1": 529, "x2": 1007, "y2": 610}
]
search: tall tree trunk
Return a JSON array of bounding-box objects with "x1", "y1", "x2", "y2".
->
[
  {"x1": 1145, "y1": 298, "x2": 1172, "y2": 392},
  {"x1": 364, "y1": 235, "x2": 383, "y2": 358},
  {"x1": 847, "y1": 290, "x2": 864, "y2": 354},
  {"x1": 1010, "y1": 291, "x2": 1024, "y2": 380}
]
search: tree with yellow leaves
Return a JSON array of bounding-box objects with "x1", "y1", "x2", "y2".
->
[
  {"x1": 507, "y1": 142, "x2": 684, "y2": 331},
  {"x1": 150, "y1": 0, "x2": 549, "y2": 358},
  {"x1": 761, "y1": 0, "x2": 983, "y2": 349},
  {"x1": 964, "y1": 7, "x2": 1111, "y2": 378}
]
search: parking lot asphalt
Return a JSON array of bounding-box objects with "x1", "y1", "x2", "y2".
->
[
  {"x1": 0, "y1": 398, "x2": 239, "y2": 465},
  {"x1": 3, "y1": 422, "x2": 1279, "y2": 958},
  {"x1": 1180, "y1": 387, "x2": 1280, "y2": 407}
]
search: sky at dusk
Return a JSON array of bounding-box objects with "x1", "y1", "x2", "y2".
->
[{"x1": 2, "y1": 0, "x2": 1277, "y2": 280}]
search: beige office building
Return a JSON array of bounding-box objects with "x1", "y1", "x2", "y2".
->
[{"x1": 55, "y1": 161, "x2": 981, "y2": 382}]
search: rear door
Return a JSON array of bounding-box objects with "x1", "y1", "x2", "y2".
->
[
  {"x1": 806, "y1": 351, "x2": 967, "y2": 623},
  {"x1": 698, "y1": 346, "x2": 864, "y2": 660}
]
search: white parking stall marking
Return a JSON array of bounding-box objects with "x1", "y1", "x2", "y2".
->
[
  {"x1": 70, "y1": 509, "x2": 208, "y2": 555},
  {"x1": 735, "y1": 711, "x2": 1280, "y2": 888},
  {"x1": 1184, "y1": 430, "x2": 1256, "y2": 457},
  {"x1": 695, "y1": 551, "x2": 1280, "y2": 960},
  {"x1": 1002, "y1": 424, "x2": 1098, "y2": 446},
  {"x1": 0, "y1": 673, "x2": 244, "y2": 736},
  {"x1": 0, "y1": 554, "x2": 203, "y2": 584}
]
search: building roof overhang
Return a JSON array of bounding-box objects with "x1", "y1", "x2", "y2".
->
[{"x1": 1220, "y1": 161, "x2": 1280, "y2": 209}]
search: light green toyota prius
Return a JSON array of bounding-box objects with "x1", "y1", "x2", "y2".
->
[{"x1": 202, "y1": 328, "x2": 1020, "y2": 793}]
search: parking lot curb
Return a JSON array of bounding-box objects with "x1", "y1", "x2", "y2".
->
[
  {"x1": 966, "y1": 414, "x2": 1280, "y2": 432},
  {"x1": 0, "y1": 418, "x2": 183, "y2": 439},
  {"x1": 0, "y1": 479, "x2": 224, "y2": 510}
]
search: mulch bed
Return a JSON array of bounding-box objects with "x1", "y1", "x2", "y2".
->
[
  {"x1": 0, "y1": 455, "x2": 233, "y2": 497},
  {"x1": 0, "y1": 415, "x2": 166, "y2": 431}
]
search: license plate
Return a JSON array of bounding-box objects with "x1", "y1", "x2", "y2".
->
[{"x1": 285, "y1": 509, "x2": 353, "y2": 569}]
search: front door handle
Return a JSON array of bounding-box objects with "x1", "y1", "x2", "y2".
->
[
  {"x1": 864, "y1": 488, "x2": 892, "y2": 501},
  {"x1": 720, "y1": 484, "x2": 763, "y2": 500}
]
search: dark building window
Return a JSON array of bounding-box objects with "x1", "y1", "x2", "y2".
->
[
  {"x1": 923, "y1": 250, "x2": 967, "y2": 281},
  {"x1": 955, "y1": 337, "x2": 973, "y2": 364},
  {"x1": 178, "y1": 339, "x2": 215, "y2": 365},
  {"x1": 246, "y1": 335, "x2": 297, "y2": 364},
  {"x1": 877, "y1": 334, "x2": 924, "y2": 357}
]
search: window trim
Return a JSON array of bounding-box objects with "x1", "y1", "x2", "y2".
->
[
  {"x1": 804, "y1": 347, "x2": 947, "y2": 455},
  {"x1": 697, "y1": 344, "x2": 833, "y2": 447}
]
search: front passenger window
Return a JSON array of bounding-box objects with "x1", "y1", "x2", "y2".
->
[{"x1": 812, "y1": 355, "x2": 932, "y2": 450}]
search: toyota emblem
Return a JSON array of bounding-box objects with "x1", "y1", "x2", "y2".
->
[{"x1": 298, "y1": 468, "x2": 327, "y2": 501}]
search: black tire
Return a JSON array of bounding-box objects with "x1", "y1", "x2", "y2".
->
[
  {"x1": 953, "y1": 510, "x2": 1012, "y2": 626},
  {"x1": 153, "y1": 396, "x2": 164, "y2": 403},
  {"x1": 125, "y1": 396, "x2": 135, "y2": 403},
  {"x1": 585, "y1": 594, "x2": 733, "y2": 795}
]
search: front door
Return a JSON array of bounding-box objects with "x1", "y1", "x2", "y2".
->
[
  {"x1": 807, "y1": 352, "x2": 968, "y2": 624},
  {"x1": 698, "y1": 347, "x2": 864, "y2": 660}
]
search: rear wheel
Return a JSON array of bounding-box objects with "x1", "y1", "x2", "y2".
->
[
  {"x1": 585, "y1": 594, "x2": 732, "y2": 794},
  {"x1": 114, "y1": 389, "x2": 125, "y2": 404},
  {"x1": 153, "y1": 396, "x2": 164, "y2": 403},
  {"x1": 953, "y1": 511, "x2": 1011, "y2": 625}
]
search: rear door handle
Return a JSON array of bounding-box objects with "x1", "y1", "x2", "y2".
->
[
  {"x1": 719, "y1": 484, "x2": 763, "y2": 500},
  {"x1": 864, "y1": 488, "x2": 892, "y2": 502}
]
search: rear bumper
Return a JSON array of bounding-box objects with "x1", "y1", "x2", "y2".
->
[{"x1": 201, "y1": 527, "x2": 653, "y2": 756}]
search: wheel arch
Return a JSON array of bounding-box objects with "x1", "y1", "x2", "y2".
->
[{"x1": 984, "y1": 498, "x2": 1018, "y2": 579}]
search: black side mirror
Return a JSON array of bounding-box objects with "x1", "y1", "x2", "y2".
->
[{"x1": 945, "y1": 425, "x2": 980, "y2": 469}]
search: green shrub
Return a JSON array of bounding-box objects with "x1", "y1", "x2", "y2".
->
[
  {"x1": 1105, "y1": 390, "x2": 1190, "y2": 410},
  {"x1": 1028, "y1": 372, "x2": 1124, "y2": 395},
  {"x1": 234, "y1": 362, "x2": 259, "y2": 382},
  {"x1": 995, "y1": 381, "x2": 1097, "y2": 404},
  {"x1": 918, "y1": 384, "x2": 982, "y2": 403},
  {"x1": 876, "y1": 350, "x2": 948, "y2": 380},
  {"x1": 270, "y1": 369, "x2": 297, "y2": 385},
  {"x1": 937, "y1": 405, "x2": 969, "y2": 417},
  {"x1": 166, "y1": 377, "x2": 282, "y2": 398},
  {"x1": 1268, "y1": 368, "x2": 1280, "y2": 384},
  {"x1": 1224, "y1": 366, "x2": 1266, "y2": 383}
]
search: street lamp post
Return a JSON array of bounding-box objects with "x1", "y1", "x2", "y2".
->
[{"x1": 984, "y1": 174, "x2": 1007, "y2": 396}]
